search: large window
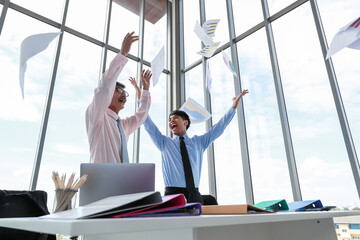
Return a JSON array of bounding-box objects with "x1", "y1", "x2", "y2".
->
[
  {"x1": 317, "y1": 0, "x2": 360, "y2": 192},
  {"x1": 0, "y1": 9, "x2": 57, "y2": 191},
  {"x1": 36, "y1": 33, "x2": 103, "y2": 209},
  {"x1": 237, "y1": 28, "x2": 292, "y2": 203},
  {"x1": 1, "y1": 0, "x2": 360, "y2": 210},
  {"x1": 272, "y1": 2, "x2": 358, "y2": 206},
  {"x1": 208, "y1": 51, "x2": 246, "y2": 204}
]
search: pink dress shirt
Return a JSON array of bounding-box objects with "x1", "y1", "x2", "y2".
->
[{"x1": 85, "y1": 53, "x2": 151, "y2": 163}]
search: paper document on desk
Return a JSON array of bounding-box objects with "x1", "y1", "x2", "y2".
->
[
  {"x1": 41, "y1": 191, "x2": 162, "y2": 219},
  {"x1": 202, "y1": 204, "x2": 274, "y2": 215}
]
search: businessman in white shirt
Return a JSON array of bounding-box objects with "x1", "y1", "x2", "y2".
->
[{"x1": 86, "y1": 32, "x2": 152, "y2": 163}]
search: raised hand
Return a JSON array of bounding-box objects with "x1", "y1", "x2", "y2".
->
[
  {"x1": 141, "y1": 69, "x2": 152, "y2": 91},
  {"x1": 232, "y1": 89, "x2": 249, "y2": 109},
  {"x1": 128, "y1": 77, "x2": 141, "y2": 100},
  {"x1": 120, "y1": 31, "x2": 139, "y2": 56}
]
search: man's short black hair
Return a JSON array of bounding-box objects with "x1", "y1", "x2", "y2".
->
[
  {"x1": 116, "y1": 82, "x2": 126, "y2": 88},
  {"x1": 169, "y1": 110, "x2": 191, "y2": 130}
]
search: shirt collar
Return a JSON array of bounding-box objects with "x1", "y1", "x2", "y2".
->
[
  {"x1": 106, "y1": 108, "x2": 119, "y2": 121},
  {"x1": 173, "y1": 133, "x2": 189, "y2": 140}
]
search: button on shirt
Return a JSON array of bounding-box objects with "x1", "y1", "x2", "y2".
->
[
  {"x1": 86, "y1": 52, "x2": 151, "y2": 163},
  {"x1": 144, "y1": 108, "x2": 235, "y2": 188}
]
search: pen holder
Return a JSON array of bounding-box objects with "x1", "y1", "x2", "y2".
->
[{"x1": 53, "y1": 189, "x2": 78, "y2": 213}]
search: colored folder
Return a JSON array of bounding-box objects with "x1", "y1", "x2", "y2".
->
[
  {"x1": 288, "y1": 200, "x2": 336, "y2": 211},
  {"x1": 112, "y1": 194, "x2": 201, "y2": 217},
  {"x1": 202, "y1": 204, "x2": 273, "y2": 215},
  {"x1": 254, "y1": 199, "x2": 289, "y2": 212}
]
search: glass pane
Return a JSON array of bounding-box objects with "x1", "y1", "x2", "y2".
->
[
  {"x1": 0, "y1": 9, "x2": 57, "y2": 190},
  {"x1": 109, "y1": 2, "x2": 139, "y2": 57},
  {"x1": 183, "y1": 0, "x2": 200, "y2": 67},
  {"x1": 205, "y1": 0, "x2": 229, "y2": 45},
  {"x1": 317, "y1": 2, "x2": 360, "y2": 199},
  {"x1": 66, "y1": 0, "x2": 107, "y2": 41},
  {"x1": 237, "y1": 29, "x2": 292, "y2": 203},
  {"x1": 208, "y1": 52, "x2": 246, "y2": 204},
  {"x1": 232, "y1": 0, "x2": 263, "y2": 36},
  {"x1": 318, "y1": 1, "x2": 360, "y2": 208},
  {"x1": 267, "y1": 0, "x2": 296, "y2": 16},
  {"x1": 272, "y1": 3, "x2": 358, "y2": 207},
  {"x1": 139, "y1": 72, "x2": 167, "y2": 193},
  {"x1": 36, "y1": 33, "x2": 103, "y2": 210},
  {"x1": 184, "y1": 64, "x2": 210, "y2": 194},
  {"x1": 11, "y1": 0, "x2": 64, "y2": 22},
  {"x1": 143, "y1": 7, "x2": 167, "y2": 63}
]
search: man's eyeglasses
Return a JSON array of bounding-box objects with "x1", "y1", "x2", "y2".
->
[{"x1": 115, "y1": 88, "x2": 129, "y2": 97}]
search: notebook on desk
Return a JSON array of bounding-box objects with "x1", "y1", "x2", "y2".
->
[{"x1": 79, "y1": 163, "x2": 155, "y2": 206}]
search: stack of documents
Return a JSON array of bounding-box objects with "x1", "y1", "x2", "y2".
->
[{"x1": 41, "y1": 192, "x2": 201, "y2": 219}]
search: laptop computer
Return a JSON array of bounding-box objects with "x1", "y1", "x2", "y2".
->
[{"x1": 79, "y1": 163, "x2": 155, "y2": 206}]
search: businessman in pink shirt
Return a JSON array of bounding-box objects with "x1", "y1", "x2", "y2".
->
[{"x1": 86, "y1": 32, "x2": 152, "y2": 163}]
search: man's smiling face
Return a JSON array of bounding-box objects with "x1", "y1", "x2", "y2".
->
[
  {"x1": 109, "y1": 86, "x2": 128, "y2": 114},
  {"x1": 168, "y1": 114, "x2": 188, "y2": 136}
]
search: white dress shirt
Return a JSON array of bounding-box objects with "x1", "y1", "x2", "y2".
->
[{"x1": 86, "y1": 53, "x2": 151, "y2": 163}]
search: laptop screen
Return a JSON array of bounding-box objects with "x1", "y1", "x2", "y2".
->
[{"x1": 79, "y1": 163, "x2": 155, "y2": 206}]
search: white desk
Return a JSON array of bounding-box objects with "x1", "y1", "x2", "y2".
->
[{"x1": 0, "y1": 211, "x2": 359, "y2": 240}]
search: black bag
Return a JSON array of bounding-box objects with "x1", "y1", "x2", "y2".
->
[
  {"x1": 202, "y1": 194, "x2": 218, "y2": 205},
  {"x1": 0, "y1": 190, "x2": 56, "y2": 240}
]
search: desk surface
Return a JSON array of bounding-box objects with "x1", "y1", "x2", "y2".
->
[{"x1": 0, "y1": 211, "x2": 359, "y2": 236}]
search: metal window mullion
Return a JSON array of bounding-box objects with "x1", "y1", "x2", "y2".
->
[
  {"x1": 261, "y1": 0, "x2": 302, "y2": 201},
  {"x1": 199, "y1": 0, "x2": 217, "y2": 198},
  {"x1": 166, "y1": 0, "x2": 173, "y2": 137},
  {"x1": 132, "y1": 0, "x2": 146, "y2": 163},
  {"x1": 225, "y1": 0, "x2": 254, "y2": 204},
  {"x1": 30, "y1": 0, "x2": 70, "y2": 190},
  {"x1": 0, "y1": 0, "x2": 10, "y2": 36},
  {"x1": 100, "y1": 0, "x2": 113, "y2": 74},
  {"x1": 310, "y1": 0, "x2": 360, "y2": 198},
  {"x1": 172, "y1": 0, "x2": 185, "y2": 110}
]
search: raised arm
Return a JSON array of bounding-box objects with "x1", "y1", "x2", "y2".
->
[
  {"x1": 86, "y1": 32, "x2": 139, "y2": 127},
  {"x1": 121, "y1": 70, "x2": 152, "y2": 138},
  {"x1": 128, "y1": 69, "x2": 152, "y2": 100},
  {"x1": 199, "y1": 89, "x2": 249, "y2": 149},
  {"x1": 232, "y1": 89, "x2": 249, "y2": 109},
  {"x1": 129, "y1": 77, "x2": 141, "y2": 100},
  {"x1": 141, "y1": 69, "x2": 152, "y2": 91},
  {"x1": 120, "y1": 31, "x2": 139, "y2": 56}
]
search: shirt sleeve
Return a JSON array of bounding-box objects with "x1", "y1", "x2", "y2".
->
[
  {"x1": 121, "y1": 90, "x2": 151, "y2": 139},
  {"x1": 86, "y1": 53, "x2": 128, "y2": 128},
  {"x1": 199, "y1": 107, "x2": 236, "y2": 150},
  {"x1": 143, "y1": 115, "x2": 166, "y2": 150}
]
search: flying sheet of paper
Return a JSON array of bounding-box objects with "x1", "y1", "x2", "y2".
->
[
  {"x1": 222, "y1": 50, "x2": 237, "y2": 76},
  {"x1": 19, "y1": 32, "x2": 61, "y2": 98},
  {"x1": 180, "y1": 97, "x2": 211, "y2": 124},
  {"x1": 206, "y1": 61, "x2": 212, "y2": 91},
  {"x1": 194, "y1": 20, "x2": 215, "y2": 46},
  {"x1": 151, "y1": 46, "x2": 165, "y2": 87},
  {"x1": 202, "y1": 19, "x2": 220, "y2": 38},
  {"x1": 326, "y1": 17, "x2": 360, "y2": 59},
  {"x1": 197, "y1": 42, "x2": 220, "y2": 58}
]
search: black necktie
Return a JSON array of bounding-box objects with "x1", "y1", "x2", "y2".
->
[{"x1": 179, "y1": 136, "x2": 196, "y2": 191}]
